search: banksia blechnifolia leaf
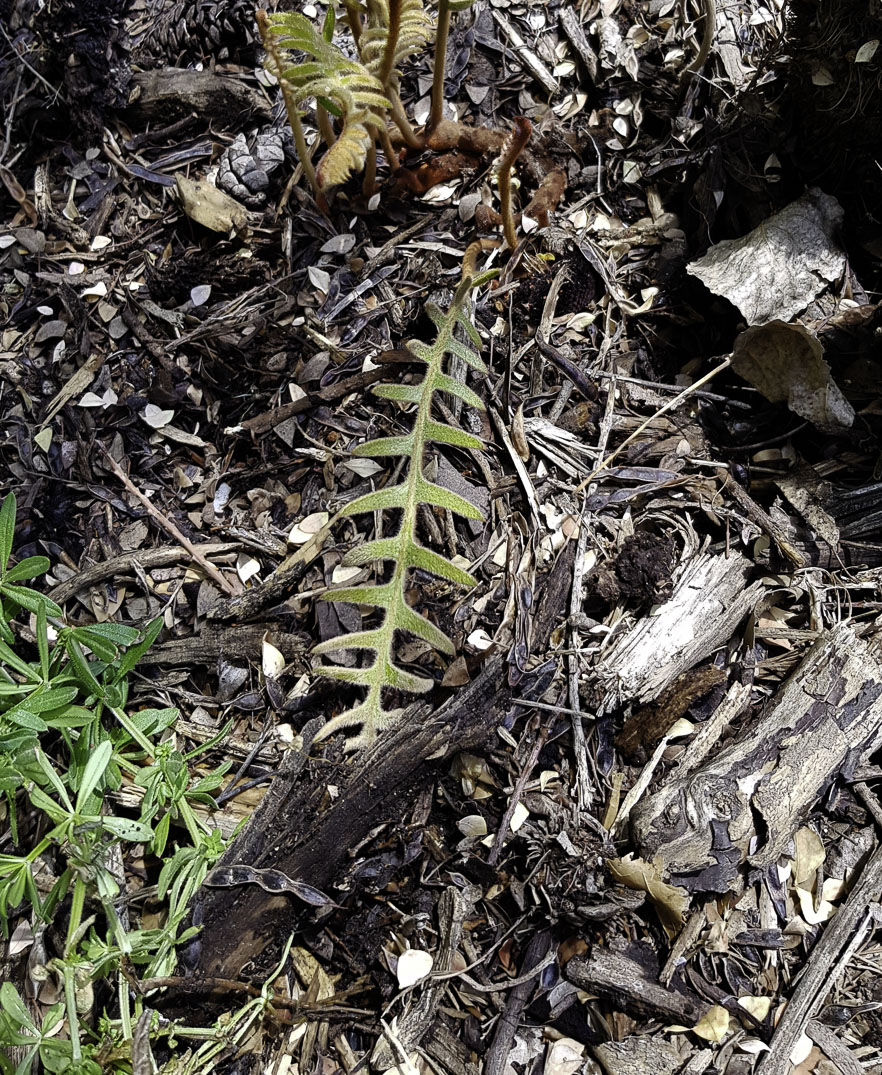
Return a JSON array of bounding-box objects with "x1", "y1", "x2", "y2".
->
[
  {"x1": 258, "y1": 9, "x2": 391, "y2": 190},
  {"x1": 314, "y1": 271, "x2": 497, "y2": 751}
]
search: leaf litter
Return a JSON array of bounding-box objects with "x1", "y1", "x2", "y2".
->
[{"x1": 3, "y1": 0, "x2": 882, "y2": 1073}]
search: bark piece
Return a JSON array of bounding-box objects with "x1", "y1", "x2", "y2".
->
[
  {"x1": 566, "y1": 947, "x2": 709, "y2": 1023},
  {"x1": 138, "y1": 624, "x2": 309, "y2": 666},
  {"x1": 189, "y1": 545, "x2": 576, "y2": 980},
  {"x1": 597, "y1": 550, "x2": 762, "y2": 706},
  {"x1": 127, "y1": 68, "x2": 272, "y2": 125},
  {"x1": 592, "y1": 1036, "x2": 683, "y2": 1075},
  {"x1": 632, "y1": 624, "x2": 882, "y2": 891}
]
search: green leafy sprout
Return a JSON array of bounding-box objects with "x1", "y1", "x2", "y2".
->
[
  {"x1": 313, "y1": 270, "x2": 496, "y2": 750},
  {"x1": 257, "y1": 0, "x2": 477, "y2": 201},
  {"x1": 0, "y1": 493, "x2": 237, "y2": 1074}
]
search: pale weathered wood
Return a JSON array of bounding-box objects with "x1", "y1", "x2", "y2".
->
[
  {"x1": 597, "y1": 550, "x2": 763, "y2": 706},
  {"x1": 632, "y1": 623, "x2": 882, "y2": 891}
]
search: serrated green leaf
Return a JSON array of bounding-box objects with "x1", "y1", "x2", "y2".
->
[
  {"x1": 445, "y1": 334, "x2": 487, "y2": 372},
  {"x1": 319, "y1": 581, "x2": 395, "y2": 608},
  {"x1": 343, "y1": 538, "x2": 401, "y2": 567},
  {"x1": 315, "y1": 275, "x2": 490, "y2": 749},
  {"x1": 405, "y1": 543, "x2": 478, "y2": 587},
  {"x1": 431, "y1": 371, "x2": 485, "y2": 410},
  {"x1": 414, "y1": 475, "x2": 483, "y2": 519},
  {"x1": 372, "y1": 383, "x2": 423, "y2": 403},
  {"x1": 394, "y1": 603, "x2": 456, "y2": 653},
  {"x1": 313, "y1": 627, "x2": 386, "y2": 657}
]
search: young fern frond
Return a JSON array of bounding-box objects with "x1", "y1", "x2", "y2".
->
[
  {"x1": 314, "y1": 271, "x2": 496, "y2": 751},
  {"x1": 259, "y1": 10, "x2": 391, "y2": 189},
  {"x1": 359, "y1": 0, "x2": 434, "y2": 87}
]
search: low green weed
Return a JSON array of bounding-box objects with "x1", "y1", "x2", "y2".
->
[{"x1": 0, "y1": 493, "x2": 232, "y2": 1074}]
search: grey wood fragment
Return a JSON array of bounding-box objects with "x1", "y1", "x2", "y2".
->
[
  {"x1": 592, "y1": 1036, "x2": 683, "y2": 1075},
  {"x1": 806, "y1": 1021, "x2": 865, "y2": 1075},
  {"x1": 756, "y1": 841, "x2": 882, "y2": 1075},
  {"x1": 566, "y1": 947, "x2": 709, "y2": 1024},
  {"x1": 558, "y1": 7, "x2": 599, "y2": 84},
  {"x1": 632, "y1": 624, "x2": 882, "y2": 891},
  {"x1": 597, "y1": 550, "x2": 762, "y2": 706},
  {"x1": 491, "y1": 10, "x2": 557, "y2": 94}
]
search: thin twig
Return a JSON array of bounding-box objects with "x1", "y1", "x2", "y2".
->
[
  {"x1": 100, "y1": 447, "x2": 237, "y2": 596},
  {"x1": 576, "y1": 357, "x2": 732, "y2": 492}
]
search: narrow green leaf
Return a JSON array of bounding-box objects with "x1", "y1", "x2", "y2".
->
[
  {"x1": 98, "y1": 816, "x2": 154, "y2": 843},
  {"x1": 111, "y1": 615, "x2": 163, "y2": 685},
  {"x1": 0, "y1": 981, "x2": 36, "y2": 1030},
  {"x1": 423, "y1": 418, "x2": 484, "y2": 451},
  {"x1": 65, "y1": 637, "x2": 104, "y2": 700},
  {"x1": 2, "y1": 556, "x2": 50, "y2": 583},
  {"x1": 76, "y1": 740, "x2": 112, "y2": 813},
  {"x1": 0, "y1": 495, "x2": 15, "y2": 573},
  {"x1": 353, "y1": 434, "x2": 416, "y2": 458},
  {"x1": 341, "y1": 484, "x2": 408, "y2": 516},
  {"x1": 0, "y1": 637, "x2": 41, "y2": 681},
  {"x1": 36, "y1": 601, "x2": 48, "y2": 682},
  {"x1": 1, "y1": 585, "x2": 62, "y2": 617}
]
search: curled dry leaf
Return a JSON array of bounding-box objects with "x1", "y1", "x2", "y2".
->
[
  {"x1": 731, "y1": 321, "x2": 854, "y2": 431},
  {"x1": 457, "y1": 814, "x2": 488, "y2": 837},
  {"x1": 608, "y1": 854, "x2": 689, "y2": 937},
  {"x1": 262, "y1": 637, "x2": 286, "y2": 679},
  {"x1": 142, "y1": 404, "x2": 174, "y2": 429},
  {"x1": 289, "y1": 511, "x2": 329, "y2": 544},
  {"x1": 692, "y1": 1004, "x2": 731, "y2": 1043},
  {"x1": 176, "y1": 174, "x2": 248, "y2": 235}
]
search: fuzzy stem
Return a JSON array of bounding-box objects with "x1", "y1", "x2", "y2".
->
[
  {"x1": 388, "y1": 86, "x2": 423, "y2": 148},
  {"x1": 343, "y1": 0, "x2": 363, "y2": 44},
  {"x1": 428, "y1": 0, "x2": 452, "y2": 135},
  {"x1": 377, "y1": 0, "x2": 403, "y2": 88},
  {"x1": 497, "y1": 116, "x2": 531, "y2": 250},
  {"x1": 257, "y1": 10, "x2": 324, "y2": 207},
  {"x1": 363, "y1": 136, "x2": 378, "y2": 196},
  {"x1": 378, "y1": 123, "x2": 398, "y2": 169},
  {"x1": 461, "y1": 238, "x2": 499, "y2": 279},
  {"x1": 316, "y1": 102, "x2": 335, "y2": 148}
]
